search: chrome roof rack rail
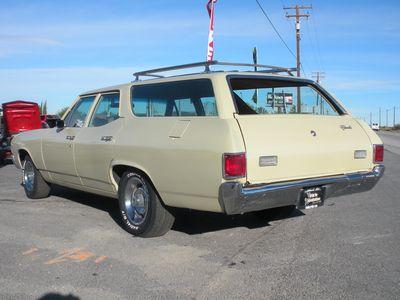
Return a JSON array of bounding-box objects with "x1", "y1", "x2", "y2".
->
[{"x1": 133, "y1": 60, "x2": 297, "y2": 81}]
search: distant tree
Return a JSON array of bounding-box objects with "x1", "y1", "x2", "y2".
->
[
  {"x1": 251, "y1": 90, "x2": 258, "y2": 104},
  {"x1": 56, "y1": 106, "x2": 69, "y2": 119},
  {"x1": 39, "y1": 101, "x2": 47, "y2": 114},
  {"x1": 256, "y1": 107, "x2": 268, "y2": 114}
]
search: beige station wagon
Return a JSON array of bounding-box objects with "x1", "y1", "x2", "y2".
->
[{"x1": 11, "y1": 61, "x2": 385, "y2": 237}]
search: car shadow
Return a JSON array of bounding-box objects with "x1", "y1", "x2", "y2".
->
[
  {"x1": 50, "y1": 185, "x2": 304, "y2": 235},
  {"x1": 0, "y1": 159, "x2": 12, "y2": 168},
  {"x1": 171, "y1": 207, "x2": 304, "y2": 235},
  {"x1": 50, "y1": 185, "x2": 123, "y2": 228},
  {"x1": 38, "y1": 292, "x2": 80, "y2": 300}
]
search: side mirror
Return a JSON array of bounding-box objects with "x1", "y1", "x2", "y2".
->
[{"x1": 56, "y1": 119, "x2": 64, "y2": 129}]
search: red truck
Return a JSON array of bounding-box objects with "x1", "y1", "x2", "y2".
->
[
  {"x1": 40, "y1": 114, "x2": 60, "y2": 128},
  {"x1": 1, "y1": 101, "x2": 41, "y2": 164}
]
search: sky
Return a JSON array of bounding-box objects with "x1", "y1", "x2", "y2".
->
[{"x1": 0, "y1": 0, "x2": 399, "y2": 124}]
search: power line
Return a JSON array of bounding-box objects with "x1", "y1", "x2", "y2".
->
[
  {"x1": 284, "y1": 4, "x2": 312, "y2": 77},
  {"x1": 309, "y1": 1, "x2": 325, "y2": 72},
  {"x1": 254, "y1": 0, "x2": 297, "y2": 60},
  {"x1": 367, "y1": 106, "x2": 400, "y2": 127},
  {"x1": 305, "y1": 18, "x2": 322, "y2": 72},
  {"x1": 280, "y1": 1, "x2": 295, "y2": 31},
  {"x1": 284, "y1": 0, "x2": 323, "y2": 74},
  {"x1": 284, "y1": 4, "x2": 312, "y2": 112},
  {"x1": 279, "y1": 1, "x2": 310, "y2": 76}
]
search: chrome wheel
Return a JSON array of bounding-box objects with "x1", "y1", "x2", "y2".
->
[
  {"x1": 123, "y1": 176, "x2": 149, "y2": 226},
  {"x1": 23, "y1": 160, "x2": 35, "y2": 192}
]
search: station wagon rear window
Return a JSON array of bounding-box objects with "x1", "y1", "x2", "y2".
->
[
  {"x1": 229, "y1": 77, "x2": 342, "y2": 116},
  {"x1": 131, "y1": 79, "x2": 217, "y2": 117}
]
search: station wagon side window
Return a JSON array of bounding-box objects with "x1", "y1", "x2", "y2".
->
[
  {"x1": 174, "y1": 98, "x2": 197, "y2": 116},
  {"x1": 64, "y1": 96, "x2": 96, "y2": 127},
  {"x1": 131, "y1": 79, "x2": 217, "y2": 117},
  {"x1": 230, "y1": 77, "x2": 341, "y2": 116},
  {"x1": 89, "y1": 93, "x2": 120, "y2": 127}
]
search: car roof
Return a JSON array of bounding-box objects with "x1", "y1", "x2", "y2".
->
[{"x1": 80, "y1": 71, "x2": 315, "y2": 96}]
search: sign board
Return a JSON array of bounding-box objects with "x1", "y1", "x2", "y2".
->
[{"x1": 266, "y1": 93, "x2": 293, "y2": 107}]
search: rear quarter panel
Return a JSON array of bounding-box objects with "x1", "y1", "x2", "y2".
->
[
  {"x1": 354, "y1": 118, "x2": 384, "y2": 166},
  {"x1": 354, "y1": 118, "x2": 383, "y2": 145},
  {"x1": 113, "y1": 116, "x2": 245, "y2": 213}
]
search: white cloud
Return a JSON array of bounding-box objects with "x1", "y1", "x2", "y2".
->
[
  {"x1": 0, "y1": 34, "x2": 62, "y2": 58},
  {"x1": 0, "y1": 34, "x2": 61, "y2": 46},
  {"x1": 326, "y1": 79, "x2": 400, "y2": 91},
  {"x1": 0, "y1": 66, "x2": 147, "y2": 113}
]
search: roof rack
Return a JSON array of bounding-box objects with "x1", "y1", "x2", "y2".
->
[{"x1": 133, "y1": 60, "x2": 297, "y2": 81}]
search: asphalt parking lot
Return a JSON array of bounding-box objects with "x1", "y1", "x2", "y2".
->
[{"x1": 0, "y1": 132, "x2": 399, "y2": 300}]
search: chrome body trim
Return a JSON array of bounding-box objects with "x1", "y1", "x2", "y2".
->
[{"x1": 219, "y1": 165, "x2": 385, "y2": 215}]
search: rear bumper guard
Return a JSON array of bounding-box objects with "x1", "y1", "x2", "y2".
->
[{"x1": 219, "y1": 165, "x2": 385, "y2": 215}]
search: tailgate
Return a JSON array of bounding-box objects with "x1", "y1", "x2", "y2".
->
[{"x1": 235, "y1": 114, "x2": 373, "y2": 184}]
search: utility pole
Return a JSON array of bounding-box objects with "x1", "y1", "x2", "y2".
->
[
  {"x1": 386, "y1": 109, "x2": 389, "y2": 127},
  {"x1": 284, "y1": 4, "x2": 312, "y2": 113},
  {"x1": 379, "y1": 107, "x2": 381, "y2": 127},
  {"x1": 312, "y1": 71, "x2": 325, "y2": 84},
  {"x1": 394, "y1": 106, "x2": 396, "y2": 126},
  {"x1": 312, "y1": 72, "x2": 325, "y2": 114},
  {"x1": 370, "y1": 112, "x2": 372, "y2": 125}
]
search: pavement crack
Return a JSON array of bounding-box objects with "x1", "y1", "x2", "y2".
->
[
  {"x1": 223, "y1": 223, "x2": 280, "y2": 266},
  {"x1": 195, "y1": 220, "x2": 283, "y2": 299}
]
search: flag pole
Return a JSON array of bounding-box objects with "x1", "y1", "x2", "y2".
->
[{"x1": 206, "y1": 0, "x2": 217, "y2": 65}]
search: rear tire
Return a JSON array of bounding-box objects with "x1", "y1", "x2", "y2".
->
[
  {"x1": 22, "y1": 156, "x2": 51, "y2": 199},
  {"x1": 118, "y1": 171, "x2": 175, "y2": 238}
]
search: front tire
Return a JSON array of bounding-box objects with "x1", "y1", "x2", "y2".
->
[
  {"x1": 22, "y1": 155, "x2": 51, "y2": 199},
  {"x1": 118, "y1": 171, "x2": 175, "y2": 237}
]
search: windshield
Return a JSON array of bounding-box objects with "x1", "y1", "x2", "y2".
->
[{"x1": 230, "y1": 77, "x2": 342, "y2": 116}]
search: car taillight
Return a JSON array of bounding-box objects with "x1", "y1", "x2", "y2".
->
[
  {"x1": 223, "y1": 153, "x2": 246, "y2": 179},
  {"x1": 373, "y1": 144, "x2": 384, "y2": 163}
]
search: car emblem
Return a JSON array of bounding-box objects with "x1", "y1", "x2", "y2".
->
[
  {"x1": 310, "y1": 130, "x2": 317, "y2": 137},
  {"x1": 340, "y1": 125, "x2": 352, "y2": 130}
]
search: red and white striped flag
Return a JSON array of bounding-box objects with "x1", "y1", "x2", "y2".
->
[{"x1": 206, "y1": 0, "x2": 217, "y2": 61}]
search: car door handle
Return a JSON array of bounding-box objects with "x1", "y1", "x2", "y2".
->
[
  {"x1": 100, "y1": 136, "x2": 113, "y2": 142},
  {"x1": 66, "y1": 135, "x2": 75, "y2": 141}
]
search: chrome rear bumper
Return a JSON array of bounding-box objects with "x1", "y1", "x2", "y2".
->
[{"x1": 219, "y1": 165, "x2": 385, "y2": 215}]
